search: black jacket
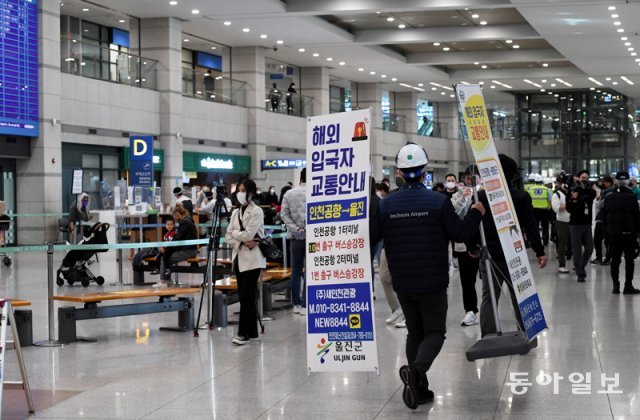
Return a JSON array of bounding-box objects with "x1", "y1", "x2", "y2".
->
[
  {"x1": 372, "y1": 183, "x2": 483, "y2": 294},
  {"x1": 468, "y1": 188, "x2": 545, "y2": 261},
  {"x1": 604, "y1": 186, "x2": 640, "y2": 236},
  {"x1": 170, "y1": 216, "x2": 198, "y2": 252},
  {"x1": 566, "y1": 185, "x2": 596, "y2": 225}
]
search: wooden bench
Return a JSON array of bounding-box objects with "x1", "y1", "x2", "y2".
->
[
  {"x1": 261, "y1": 268, "x2": 292, "y2": 312},
  {"x1": 53, "y1": 288, "x2": 200, "y2": 343}
]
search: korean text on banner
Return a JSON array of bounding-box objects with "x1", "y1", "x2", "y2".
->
[
  {"x1": 306, "y1": 109, "x2": 379, "y2": 373},
  {"x1": 130, "y1": 136, "x2": 154, "y2": 187},
  {"x1": 455, "y1": 84, "x2": 548, "y2": 341}
]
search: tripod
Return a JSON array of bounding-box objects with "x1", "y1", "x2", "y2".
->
[{"x1": 194, "y1": 195, "x2": 229, "y2": 337}]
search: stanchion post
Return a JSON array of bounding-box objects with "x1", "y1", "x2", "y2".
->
[
  {"x1": 259, "y1": 271, "x2": 273, "y2": 322},
  {"x1": 34, "y1": 243, "x2": 65, "y2": 347}
]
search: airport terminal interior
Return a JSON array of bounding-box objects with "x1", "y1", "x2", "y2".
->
[{"x1": 2, "y1": 0, "x2": 640, "y2": 418}]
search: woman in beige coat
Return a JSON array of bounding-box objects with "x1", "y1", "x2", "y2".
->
[{"x1": 225, "y1": 179, "x2": 266, "y2": 345}]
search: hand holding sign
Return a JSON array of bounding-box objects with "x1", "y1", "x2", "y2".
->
[{"x1": 471, "y1": 202, "x2": 486, "y2": 215}]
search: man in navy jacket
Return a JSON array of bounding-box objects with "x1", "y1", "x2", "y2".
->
[{"x1": 371, "y1": 143, "x2": 485, "y2": 410}]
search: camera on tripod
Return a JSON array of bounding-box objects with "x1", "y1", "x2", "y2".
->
[{"x1": 215, "y1": 185, "x2": 226, "y2": 198}]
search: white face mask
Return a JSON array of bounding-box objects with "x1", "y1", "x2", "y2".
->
[
  {"x1": 376, "y1": 192, "x2": 383, "y2": 198},
  {"x1": 446, "y1": 182, "x2": 456, "y2": 190},
  {"x1": 236, "y1": 192, "x2": 247, "y2": 205},
  {"x1": 270, "y1": 189, "x2": 275, "y2": 194}
]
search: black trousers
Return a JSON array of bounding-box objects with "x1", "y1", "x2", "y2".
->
[
  {"x1": 609, "y1": 233, "x2": 636, "y2": 287},
  {"x1": 593, "y1": 222, "x2": 610, "y2": 261},
  {"x1": 455, "y1": 251, "x2": 480, "y2": 313},
  {"x1": 397, "y1": 290, "x2": 447, "y2": 376},
  {"x1": 235, "y1": 267, "x2": 261, "y2": 339},
  {"x1": 533, "y1": 208, "x2": 551, "y2": 245},
  {"x1": 479, "y1": 259, "x2": 525, "y2": 337}
]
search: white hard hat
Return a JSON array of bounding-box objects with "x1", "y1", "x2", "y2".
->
[
  {"x1": 535, "y1": 174, "x2": 544, "y2": 183},
  {"x1": 396, "y1": 143, "x2": 429, "y2": 179},
  {"x1": 527, "y1": 174, "x2": 535, "y2": 181}
]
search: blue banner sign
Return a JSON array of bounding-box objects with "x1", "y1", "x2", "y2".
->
[
  {"x1": 130, "y1": 135, "x2": 154, "y2": 187},
  {"x1": 261, "y1": 159, "x2": 306, "y2": 170}
]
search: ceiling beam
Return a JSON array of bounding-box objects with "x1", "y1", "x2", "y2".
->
[
  {"x1": 450, "y1": 66, "x2": 586, "y2": 80},
  {"x1": 285, "y1": 0, "x2": 511, "y2": 15},
  {"x1": 407, "y1": 49, "x2": 565, "y2": 65},
  {"x1": 354, "y1": 24, "x2": 540, "y2": 45}
]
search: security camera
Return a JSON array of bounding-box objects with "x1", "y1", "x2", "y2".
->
[{"x1": 273, "y1": 46, "x2": 278, "y2": 51}]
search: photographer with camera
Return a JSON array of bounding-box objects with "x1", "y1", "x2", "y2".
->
[{"x1": 566, "y1": 170, "x2": 597, "y2": 283}]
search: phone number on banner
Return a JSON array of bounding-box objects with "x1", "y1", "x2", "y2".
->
[{"x1": 308, "y1": 198, "x2": 367, "y2": 224}]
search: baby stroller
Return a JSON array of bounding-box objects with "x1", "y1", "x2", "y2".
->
[
  {"x1": 57, "y1": 222, "x2": 109, "y2": 287},
  {"x1": 0, "y1": 214, "x2": 11, "y2": 267}
]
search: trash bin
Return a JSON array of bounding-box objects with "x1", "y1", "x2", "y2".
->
[
  {"x1": 213, "y1": 291, "x2": 228, "y2": 328},
  {"x1": 13, "y1": 309, "x2": 33, "y2": 347}
]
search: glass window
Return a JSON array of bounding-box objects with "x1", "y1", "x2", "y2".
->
[
  {"x1": 102, "y1": 155, "x2": 119, "y2": 169},
  {"x1": 82, "y1": 154, "x2": 100, "y2": 168}
]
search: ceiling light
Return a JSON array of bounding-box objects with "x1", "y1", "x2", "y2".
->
[
  {"x1": 629, "y1": 47, "x2": 635, "y2": 51},
  {"x1": 118, "y1": 19, "x2": 126, "y2": 23},
  {"x1": 339, "y1": 61, "x2": 346, "y2": 66},
  {"x1": 473, "y1": 62, "x2": 480, "y2": 65},
  {"x1": 169, "y1": 1, "x2": 178, "y2": 4},
  {"x1": 612, "y1": 81, "x2": 618, "y2": 85},
  {"x1": 512, "y1": 45, "x2": 520, "y2": 49},
  {"x1": 369, "y1": 71, "x2": 375, "y2": 74},
  {"x1": 621, "y1": 36, "x2": 628, "y2": 41},
  {"x1": 82, "y1": 7, "x2": 89, "y2": 11},
  {"x1": 276, "y1": 40, "x2": 284, "y2": 44},
  {"x1": 590, "y1": 87, "x2": 595, "y2": 91},
  {"x1": 211, "y1": 47, "x2": 216, "y2": 50},
  {"x1": 608, "y1": 6, "x2": 616, "y2": 11},
  {"x1": 505, "y1": 40, "x2": 513, "y2": 44},
  {"x1": 542, "y1": 63, "x2": 549, "y2": 67},
  {"x1": 625, "y1": 42, "x2": 632, "y2": 46},
  {"x1": 606, "y1": 77, "x2": 612, "y2": 81},
  {"x1": 550, "y1": 83, "x2": 556, "y2": 87},
  {"x1": 381, "y1": 74, "x2": 387, "y2": 78},
  {"x1": 481, "y1": 64, "x2": 488, "y2": 69},
  {"x1": 621, "y1": 76, "x2": 635, "y2": 85},
  {"x1": 183, "y1": 38, "x2": 189, "y2": 42},
  {"x1": 555, "y1": 78, "x2": 572, "y2": 87},
  {"x1": 441, "y1": 92, "x2": 446, "y2": 95},
  {"x1": 433, "y1": 42, "x2": 441, "y2": 46},
  {"x1": 614, "y1": 21, "x2": 621, "y2": 26},
  {"x1": 443, "y1": 47, "x2": 450, "y2": 51},
  {"x1": 632, "y1": 52, "x2": 638, "y2": 56},
  {"x1": 358, "y1": 68, "x2": 364, "y2": 71},
  {"x1": 636, "y1": 58, "x2": 640, "y2": 62},
  {"x1": 471, "y1": 14, "x2": 479, "y2": 19},
  {"x1": 617, "y1": 28, "x2": 624, "y2": 33},
  {"x1": 224, "y1": 21, "x2": 232, "y2": 26},
  {"x1": 541, "y1": 79, "x2": 547, "y2": 83},
  {"x1": 398, "y1": 24, "x2": 406, "y2": 29},
  {"x1": 242, "y1": 28, "x2": 250, "y2": 32},
  {"x1": 540, "y1": 88, "x2": 546, "y2": 92},
  {"x1": 326, "y1": 57, "x2": 333, "y2": 61},
  {"x1": 298, "y1": 48, "x2": 305, "y2": 52},
  {"x1": 611, "y1": 14, "x2": 619, "y2": 18},
  {"x1": 490, "y1": 85, "x2": 496, "y2": 89},
  {"x1": 391, "y1": 78, "x2": 397, "y2": 81},
  {"x1": 480, "y1": 21, "x2": 488, "y2": 25},
  {"x1": 260, "y1": 34, "x2": 268, "y2": 39},
  {"x1": 386, "y1": 17, "x2": 395, "y2": 22},
  {"x1": 191, "y1": 9, "x2": 200, "y2": 14},
  {"x1": 479, "y1": 81, "x2": 485, "y2": 85},
  {"x1": 312, "y1": 53, "x2": 319, "y2": 57},
  {"x1": 450, "y1": 94, "x2": 455, "y2": 98},
  {"x1": 431, "y1": 87, "x2": 437, "y2": 91},
  {"x1": 418, "y1": 83, "x2": 424, "y2": 87},
  {"x1": 588, "y1": 77, "x2": 603, "y2": 86}
]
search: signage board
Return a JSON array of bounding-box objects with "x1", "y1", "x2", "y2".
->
[
  {"x1": 261, "y1": 159, "x2": 307, "y2": 170},
  {"x1": 130, "y1": 135, "x2": 154, "y2": 187}
]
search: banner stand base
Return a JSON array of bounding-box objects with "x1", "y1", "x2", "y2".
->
[{"x1": 465, "y1": 331, "x2": 530, "y2": 361}]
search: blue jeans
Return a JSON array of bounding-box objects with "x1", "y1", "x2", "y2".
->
[{"x1": 290, "y1": 238, "x2": 306, "y2": 306}]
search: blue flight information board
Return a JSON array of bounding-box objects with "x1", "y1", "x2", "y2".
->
[{"x1": 0, "y1": 0, "x2": 39, "y2": 137}]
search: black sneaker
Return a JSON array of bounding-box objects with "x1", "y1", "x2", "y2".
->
[
  {"x1": 590, "y1": 258, "x2": 602, "y2": 265},
  {"x1": 418, "y1": 387, "x2": 434, "y2": 404},
  {"x1": 150, "y1": 269, "x2": 160, "y2": 275},
  {"x1": 623, "y1": 287, "x2": 640, "y2": 295},
  {"x1": 577, "y1": 276, "x2": 586, "y2": 283},
  {"x1": 399, "y1": 365, "x2": 420, "y2": 410},
  {"x1": 612, "y1": 287, "x2": 620, "y2": 294}
]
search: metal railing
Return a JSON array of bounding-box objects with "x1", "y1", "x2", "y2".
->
[
  {"x1": 383, "y1": 113, "x2": 407, "y2": 133},
  {"x1": 182, "y1": 68, "x2": 247, "y2": 107},
  {"x1": 265, "y1": 91, "x2": 314, "y2": 117},
  {"x1": 60, "y1": 37, "x2": 158, "y2": 90},
  {"x1": 417, "y1": 120, "x2": 450, "y2": 138}
]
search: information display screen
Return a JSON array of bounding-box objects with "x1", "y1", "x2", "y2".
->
[{"x1": 0, "y1": 0, "x2": 39, "y2": 137}]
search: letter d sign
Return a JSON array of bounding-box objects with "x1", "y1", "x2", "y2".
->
[{"x1": 133, "y1": 139, "x2": 147, "y2": 156}]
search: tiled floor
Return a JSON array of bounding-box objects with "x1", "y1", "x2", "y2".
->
[{"x1": 1, "y1": 247, "x2": 639, "y2": 419}]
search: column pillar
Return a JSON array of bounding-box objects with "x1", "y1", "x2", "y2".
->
[
  {"x1": 353, "y1": 83, "x2": 384, "y2": 179},
  {"x1": 16, "y1": 0, "x2": 63, "y2": 244},
  {"x1": 138, "y1": 18, "x2": 183, "y2": 203},
  {"x1": 231, "y1": 47, "x2": 267, "y2": 181},
  {"x1": 395, "y1": 92, "x2": 417, "y2": 135},
  {"x1": 437, "y1": 101, "x2": 460, "y2": 140},
  {"x1": 300, "y1": 67, "x2": 330, "y2": 116}
]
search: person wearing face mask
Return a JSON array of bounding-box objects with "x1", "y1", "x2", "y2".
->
[
  {"x1": 566, "y1": 170, "x2": 597, "y2": 283},
  {"x1": 225, "y1": 179, "x2": 266, "y2": 345},
  {"x1": 195, "y1": 182, "x2": 213, "y2": 212},
  {"x1": 69, "y1": 192, "x2": 91, "y2": 242},
  {"x1": 263, "y1": 186, "x2": 279, "y2": 207},
  {"x1": 442, "y1": 173, "x2": 458, "y2": 199},
  {"x1": 376, "y1": 182, "x2": 390, "y2": 199}
]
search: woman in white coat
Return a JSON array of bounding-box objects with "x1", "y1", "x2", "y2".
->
[{"x1": 225, "y1": 179, "x2": 266, "y2": 345}]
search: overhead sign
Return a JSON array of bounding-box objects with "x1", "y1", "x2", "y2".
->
[
  {"x1": 261, "y1": 159, "x2": 306, "y2": 170},
  {"x1": 129, "y1": 135, "x2": 153, "y2": 187},
  {"x1": 456, "y1": 84, "x2": 548, "y2": 341},
  {"x1": 0, "y1": 0, "x2": 39, "y2": 137},
  {"x1": 306, "y1": 109, "x2": 378, "y2": 373},
  {"x1": 199, "y1": 157, "x2": 233, "y2": 170}
]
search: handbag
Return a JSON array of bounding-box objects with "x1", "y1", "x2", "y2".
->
[{"x1": 237, "y1": 208, "x2": 283, "y2": 259}]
